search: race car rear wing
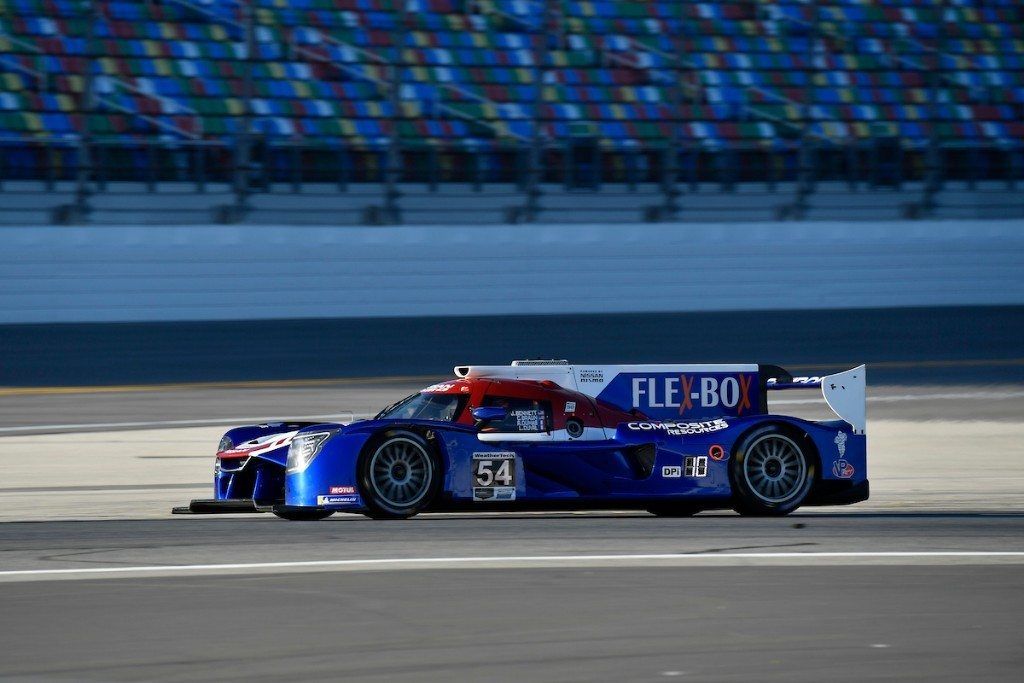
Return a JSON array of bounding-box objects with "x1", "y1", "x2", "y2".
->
[{"x1": 766, "y1": 365, "x2": 866, "y2": 435}]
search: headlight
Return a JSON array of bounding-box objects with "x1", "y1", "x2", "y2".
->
[
  {"x1": 286, "y1": 431, "x2": 334, "y2": 473},
  {"x1": 217, "y1": 435, "x2": 233, "y2": 453}
]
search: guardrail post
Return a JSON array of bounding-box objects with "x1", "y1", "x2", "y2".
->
[
  {"x1": 380, "y1": 0, "x2": 405, "y2": 224},
  {"x1": 686, "y1": 146, "x2": 699, "y2": 192},
  {"x1": 72, "y1": 0, "x2": 96, "y2": 222},
  {"x1": 513, "y1": 147, "x2": 526, "y2": 192},
  {"x1": 523, "y1": 0, "x2": 551, "y2": 223},
  {"x1": 94, "y1": 142, "x2": 106, "y2": 191},
  {"x1": 337, "y1": 145, "x2": 349, "y2": 192},
  {"x1": 921, "y1": 1, "x2": 946, "y2": 217},
  {"x1": 194, "y1": 143, "x2": 206, "y2": 193},
  {"x1": 845, "y1": 141, "x2": 858, "y2": 190},
  {"x1": 765, "y1": 147, "x2": 777, "y2": 193},
  {"x1": 660, "y1": 146, "x2": 679, "y2": 220},
  {"x1": 1008, "y1": 145, "x2": 1021, "y2": 191},
  {"x1": 45, "y1": 143, "x2": 56, "y2": 191},
  {"x1": 966, "y1": 145, "x2": 979, "y2": 190},
  {"x1": 473, "y1": 149, "x2": 483, "y2": 192},
  {"x1": 625, "y1": 147, "x2": 637, "y2": 191},
  {"x1": 427, "y1": 146, "x2": 438, "y2": 192},
  {"x1": 230, "y1": 0, "x2": 255, "y2": 222},
  {"x1": 660, "y1": 0, "x2": 685, "y2": 221},
  {"x1": 146, "y1": 142, "x2": 157, "y2": 192}
]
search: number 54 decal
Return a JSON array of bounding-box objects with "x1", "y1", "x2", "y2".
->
[{"x1": 472, "y1": 452, "x2": 517, "y2": 502}]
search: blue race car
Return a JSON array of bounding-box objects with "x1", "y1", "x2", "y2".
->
[{"x1": 176, "y1": 361, "x2": 868, "y2": 520}]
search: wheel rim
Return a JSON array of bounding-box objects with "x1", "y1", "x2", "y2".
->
[
  {"x1": 742, "y1": 433, "x2": 807, "y2": 504},
  {"x1": 369, "y1": 437, "x2": 432, "y2": 509}
]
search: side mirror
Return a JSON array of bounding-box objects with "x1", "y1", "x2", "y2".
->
[{"x1": 472, "y1": 406, "x2": 507, "y2": 423}]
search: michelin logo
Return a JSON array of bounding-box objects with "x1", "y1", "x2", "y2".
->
[
  {"x1": 627, "y1": 419, "x2": 729, "y2": 435},
  {"x1": 317, "y1": 494, "x2": 360, "y2": 507}
]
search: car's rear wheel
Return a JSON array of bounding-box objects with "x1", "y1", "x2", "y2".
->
[
  {"x1": 731, "y1": 425, "x2": 814, "y2": 516},
  {"x1": 272, "y1": 508, "x2": 334, "y2": 521},
  {"x1": 359, "y1": 431, "x2": 439, "y2": 519}
]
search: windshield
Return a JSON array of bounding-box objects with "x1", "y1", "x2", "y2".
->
[{"x1": 376, "y1": 392, "x2": 467, "y2": 422}]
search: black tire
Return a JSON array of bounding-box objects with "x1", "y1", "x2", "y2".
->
[
  {"x1": 272, "y1": 508, "x2": 335, "y2": 521},
  {"x1": 647, "y1": 502, "x2": 702, "y2": 517},
  {"x1": 730, "y1": 424, "x2": 815, "y2": 516},
  {"x1": 358, "y1": 430, "x2": 440, "y2": 520}
]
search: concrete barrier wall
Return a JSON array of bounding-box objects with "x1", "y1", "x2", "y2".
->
[{"x1": 1, "y1": 220, "x2": 1022, "y2": 323}]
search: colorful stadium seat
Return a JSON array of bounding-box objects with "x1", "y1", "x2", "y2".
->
[{"x1": 0, "y1": 0, "x2": 1022, "y2": 174}]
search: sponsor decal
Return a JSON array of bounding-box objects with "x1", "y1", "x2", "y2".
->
[
  {"x1": 708, "y1": 444, "x2": 726, "y2": 461},
  {"x1": 492, "y1": 486, "x2": 516, "y2": 501},
  {"x1": 473, "y1": 487, "x2": 504, "y2": 501},
  {"x1": 329, "y1": 485, "x2": 356, "y2": 495},
  {"x1": 472, "y1": 451, "x2": 517, "y2": 459},
  {"x1": 222, "y1": 431, "x2": 299, "y2": 459},
  {"x1": 831, "y1": 433, "x2": 853, "y2": 477},
  {"x1": 684, "y1": 456, "x2": 709, "y2": 477},
  {"x1": 472, "y1": 453, "x2": 518, "y2": 501},
  {"x1": 422, "y1": 382, "x2": 456, "y2": 393},
  {"x1": 832, "y1": 460, "x2": 855, "y2": 479},
  {"x1": 578, "y1": 369, "x2": 604, "y2": 383},
  {"x1": 564, "y1": 401, "x2": 577, "y2": 413},
  {"x1": 317, "y1": 494, "x2": 360, "y2": 506},
  {"x1": 662, "y1": 465, "x2": 682, "y2": 478},
  {"x1": 627, "y1": 374, "x2": 754, "y2": 416},
  {"x1": 626, "y1": 418, "x2": 729, "y2": 435},
  {"x1": 766, "y1": 376, "x2": 823, "y2": 386}
]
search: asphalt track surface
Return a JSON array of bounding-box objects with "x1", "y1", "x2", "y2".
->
[
  {"x1": 0, "y1": 519, "x2": 1022, "y2": 682},
  {"x1": 1, "y1": 307, "x2": 1023, "y2": 681}
]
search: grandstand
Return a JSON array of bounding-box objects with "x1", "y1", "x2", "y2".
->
[{"x1": 0, "y1": 0, "x2": 1022, "y2": 224}]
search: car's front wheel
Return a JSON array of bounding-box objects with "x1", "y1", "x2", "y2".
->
[
  {"x1": 731, "y1": 425, "x2": 814, "y2": 516},
  {"x1": 359, "y1": 431, "x2": 439, "y2": 519}
]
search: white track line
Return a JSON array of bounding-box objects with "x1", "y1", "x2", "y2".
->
[
  {"x1": 2, "y1": 551, "x2": 1024, "y2": 580},
  {"x1": 0, "y1": 414, "x2": 373, "y2": 434}
]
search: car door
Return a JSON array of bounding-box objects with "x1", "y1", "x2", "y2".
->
[{"x1": 474, "y1": 384, "x2": 636, "y2": 499}]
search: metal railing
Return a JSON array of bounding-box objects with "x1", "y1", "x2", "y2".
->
[{"x1": 1, "y1": 135, "x2": 1022, "y2": 224}]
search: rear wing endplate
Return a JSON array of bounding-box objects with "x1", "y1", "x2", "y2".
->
[{"x1": 767, "y1": 365, "x2": 866, "y2": 435}]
